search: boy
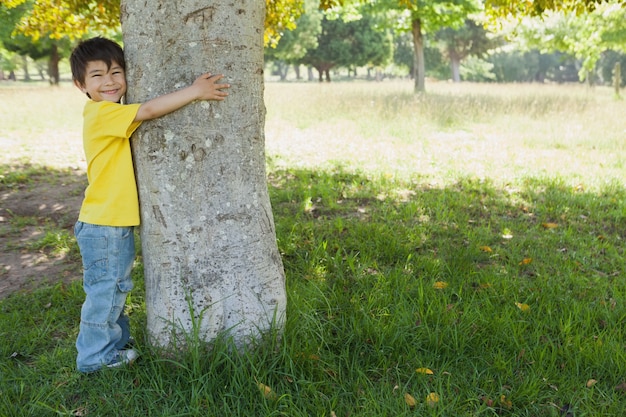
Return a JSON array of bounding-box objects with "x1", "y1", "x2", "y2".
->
[{"x1": 69, "y1": 37, "x2": 229, "y2": 373}]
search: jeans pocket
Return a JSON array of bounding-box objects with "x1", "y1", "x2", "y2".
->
[
  {"x1": 78, "y1": 236, "x2": 108, "y2": 285},
  {"x1": 117, "y1": 273, "x2": 134, "y2": 293}
]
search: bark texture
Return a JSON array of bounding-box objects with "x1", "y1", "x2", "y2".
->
[{"x1": 121, "y1": 0, "x2": 286, "y2": 347}]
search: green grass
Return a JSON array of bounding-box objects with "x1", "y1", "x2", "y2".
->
[{"x1": 2, "y1": 80, "x2": 626, "y2": 416}]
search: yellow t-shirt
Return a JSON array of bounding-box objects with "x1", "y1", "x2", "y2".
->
[{"x1": 78, "y1": 100, "x2": 143, "y2": 226}]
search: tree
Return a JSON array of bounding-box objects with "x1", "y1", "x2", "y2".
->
[
  {"x1": 0, "y1": 0, "x2": 112, "y2": 84},
  {"x1": 357, "y1": 0, "x2": 481, "y2": 92},
  {"x1": 121, "y1": 1, "x2": 286, "y2": 347},
  {"x1": 265, "y1": 0, "x2": 322, "y2": 80},
  {"x1": 504, "y1": 1, "x2": 626, "y2": 82},
  {"x1": 302, "y1": 10, "x2": 392, "y2": 82},
  {"x1": 4, "y1": 0, "x2": 304, "y2": 46},
  {"x1": 484, "y1": 0, "x2": 625, "y2": 17},
  {"x1": 436, "y1": 17, "x2": 499, "y2": 82},
  {"x1": 1, "y1": 0, "x2": 120, "y2": 40}
]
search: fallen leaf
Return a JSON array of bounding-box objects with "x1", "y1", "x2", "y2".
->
[
  {"x1": 257, "y1": 382, "x2": 276, "y2": 400},
  {"x1": 416, "y1": 367, "x2": 434, "y2": 375},
  {"x1": 426, "y1": 392, "x2": 440, "y2": 407},
  {"x1": 404, "y1": 393, "x2": 417, "y2": 408},
  {"x1": 615, "y1": 381, "x2": 626, "y2": 393},
  {"x1": 586, "y1": 379, "x2": 597, "y2": 388},
  {"x1": 479, "y1": 246, "x2": 492, "y2": 252},
  {"x1": 73, "y1": 407, "x2": 88, "y2": 417},
  {"x1": 519, "y1": 258, "x2": 532, "y2": 265},
  {"x1": 542, "y1": 222, "x2": 558, "y2": 229},
  {"x1": 433, "y1": 281, "x2": 448, "y2": 289},
  {"x1": 515, "y1": 302, "x2": 530, "y2": 312},
  {"x1": 480, "y1": 396, "x2": 494, "y2": 407},
  {"x1": 500, "y1": 395, "x2": 512, "y2": 409}
]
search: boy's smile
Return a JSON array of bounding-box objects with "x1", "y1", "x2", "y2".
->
[{"x1": 76, "y1": 60, "x2": 127, "y2": 103}]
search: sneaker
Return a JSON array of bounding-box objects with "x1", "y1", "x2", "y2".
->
[{"x1": 105, "y1": 349, "x2": 139, "y2": 369}]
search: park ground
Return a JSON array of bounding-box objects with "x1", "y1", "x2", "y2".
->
[{"x1": 3, "y1": 80, "x2": 626, "y2": 416}]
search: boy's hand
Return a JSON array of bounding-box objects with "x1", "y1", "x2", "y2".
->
[{"x1": 192, "y1": 73, "x2": 230, "y2": 101}]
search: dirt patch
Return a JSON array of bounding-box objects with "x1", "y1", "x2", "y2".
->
[{"x1": 0, "y1": 168, "x2": 85, "y2": 299}]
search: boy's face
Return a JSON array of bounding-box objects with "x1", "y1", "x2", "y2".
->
[{"x1": 74, "y1": 60, "x2": 127, "y2": 103}]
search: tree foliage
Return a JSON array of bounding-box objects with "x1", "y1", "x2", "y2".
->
[
  {"x1": 1, "y1": 0, "x2": 119, "y2": 40},
  {"x1": 2, "y1": 0, "x2": 305, "y2": 46},
  {"x1": 265, "y1": 0, "x2": 304, "y2": 47},
  {"x1": 369, "y1": 0, "x2": 482, "y2": 92},
  {"x1": 507, "y1": 1, "x2": 626, "y2": 80},
  {"x1": 484, "y1": 0, "x2": 625, "y2": 18},
  {"x1": 302, "y1": 10, "x2": 392, "y2": 82},
  {"x1": 436, "y1": 17, "x2": 500, "y2": 81},
  {"x1": 266, "y1": 0, "x2": 322, "y2": 64}
]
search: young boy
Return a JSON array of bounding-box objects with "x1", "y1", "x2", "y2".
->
[{"x1": 69, "y1": 37, "x2": 229, "y2": 373}]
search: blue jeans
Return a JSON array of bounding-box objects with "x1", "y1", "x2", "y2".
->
[{"x1": 74, "y1": 221, "x2": 135, "y2": 372}]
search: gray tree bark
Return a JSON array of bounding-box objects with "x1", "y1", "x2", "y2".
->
[
  {"x1": 411, "y1": 18, "x2": 426, "y2": 93},
  {"x1": 121, "y1": 0, "x2": 286, "y2": 347}
]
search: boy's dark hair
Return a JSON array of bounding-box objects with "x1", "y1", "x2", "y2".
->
[{"x1": 70, "y1": 37, "x2": 126, "y2": 85}]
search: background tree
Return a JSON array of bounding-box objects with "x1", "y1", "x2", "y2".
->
[
  {"x1": 508, "y1": 2, "x2": 626, "y2": 82},
  {"x1": 302, "y1": 10, "x2": 392, "y2": 82},
  {"x1": 487, "y1": 48, "x2": 578, "y2": 83},
  {"x1": 265, "y1": 0, "x2": 303, "y2": 47},
  {"x1": 1, "y1": 30, "x2": 71, "y2": 84},
  {"x1": 2, "y1": 0, "x2": 120, "y2": 40},
  {"x1": 599, "y1": 50, "x2": 626, "y2": 87},
  {"x1": 435, "y1": 16, "x2": 499, "y2": 82},
  {"x1": 484, "y1": 0, "x2": 624, "y2": 17},
  {"x1": 342, "y1": 0, "x2": 482, "y2": 92},
  {"x1": 265, "y1": 0, "x2": 322, "y2": 80},
  {"x1": 0, "y1": 0, "x2": 114, "y2": 83}
]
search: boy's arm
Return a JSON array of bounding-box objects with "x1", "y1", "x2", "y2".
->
[{"x1": 134, "y1": 73, "x2": 229, "y2": 122}]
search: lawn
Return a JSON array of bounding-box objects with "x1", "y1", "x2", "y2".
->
[{"x1": 1, "y1": 80, "x2": 626, "y2": 416}]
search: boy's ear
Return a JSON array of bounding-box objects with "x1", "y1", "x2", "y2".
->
[
  {"x1": 74, "y1": 79, "x2": 91, "y2": 98},
  {"x1": 73, "y1": 79, "x2": 86, "y2": 93}
]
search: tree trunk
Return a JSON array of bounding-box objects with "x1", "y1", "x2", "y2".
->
[
  {"x1": 411, "y1": 18, "x2": 425, "y2": 93},
  {"x1": 450, "y1": 54, "x2": 461, "y2": 83},
  {"x1": 48, "y1": 43, "x2": 60, "y2": 85},
  {"x1": 121, "y1": 0, "x2": 286, "y2": 348},
  {"x1": 22, "y1": 56, "x2": 31, "y2": 81},
  {"x1": 277, "y1": 61, "x2": 288, "y2": 81}
]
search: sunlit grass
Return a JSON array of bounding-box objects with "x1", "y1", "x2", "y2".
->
[{"x1": 264, "y1": 81, "x2": 626, "y2": 186}]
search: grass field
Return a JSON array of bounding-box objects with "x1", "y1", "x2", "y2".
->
[{"x1": 2, "y1": 80, "x2": 626, "y2": 416}]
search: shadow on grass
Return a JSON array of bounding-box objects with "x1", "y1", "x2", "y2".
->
[
  {"x1": 0, "y1": 163, "x2": 85, "y2": 299},
  {"x1": 2, "y1": 164, "x2": 626, "y2": 416}
]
